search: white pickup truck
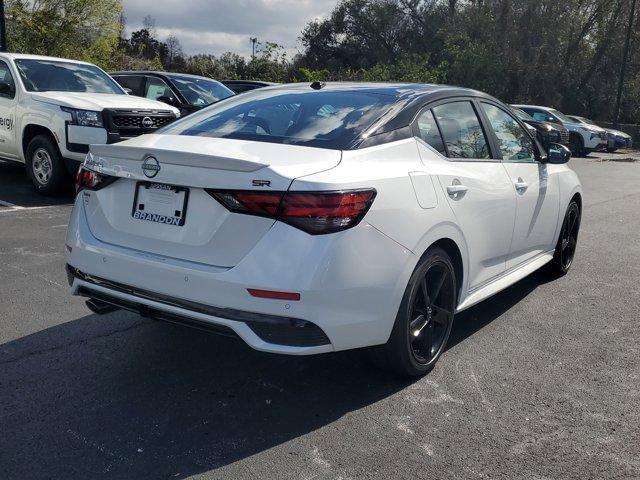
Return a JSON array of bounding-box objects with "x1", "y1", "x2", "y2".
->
[{"x1": 0, "y1": 53, "x2": 180, "y2": 194}]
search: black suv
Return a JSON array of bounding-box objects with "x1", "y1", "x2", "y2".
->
[
  {"x1": 111, "y1": 71, "x2": 234, "y2": 117},
  {"x1": 511, "y1": 106, "x2": 570, "y2": 151}
]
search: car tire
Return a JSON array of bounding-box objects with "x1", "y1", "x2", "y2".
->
[
  {"x1": 569, "y1": 134, "x2": 585, "y2": 157},
  {"x1": 369, "y1": 247, "x2": 457, "y2": 377},
  {"x1": 549, "y1": 200, "x2": 581, "y2": 276},
  {"x1": 26, "y1": 134, "x2": 69, "y2": 196}
]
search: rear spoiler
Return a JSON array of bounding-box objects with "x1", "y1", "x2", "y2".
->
[{"x1": 89, "y1": 141, "x2": 268, "y2": 173}]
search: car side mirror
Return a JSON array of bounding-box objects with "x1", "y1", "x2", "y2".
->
[
  {"x1": 122, "y1": 87, "x2": 133, "y2": 95},
  {"x1": 157, "y1": 95, "x2": 178, "y2": 106},
  {"x1": 0, "y1": 81, "x2": 13, "y2": 96},
  {"x1": 546, "y1": 143, "x2": 571, "y2": 164}
]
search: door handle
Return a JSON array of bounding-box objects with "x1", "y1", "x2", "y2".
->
[
  {"x1": 514, "y1": 178, "x2": 528, "y2": 193},
  {"x1": 446, "y1": 183, "x2": 468, "y2": 198}
]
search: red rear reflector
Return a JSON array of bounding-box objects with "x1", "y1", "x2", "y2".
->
[{"x1": 247, "y1": 288, "x2": 301, "y2": 301}]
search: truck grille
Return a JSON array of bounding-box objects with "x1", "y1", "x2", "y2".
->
[
  {"x1": 104, "y1": 109, "x2": 177, "y2": 139},
  {"x1": 112, "y1": 115, "x2": 173, "y2": 129}
]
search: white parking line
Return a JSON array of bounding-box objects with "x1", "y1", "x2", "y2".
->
[{"x1": 0, "y1": 204, "x2": 64, "y2": 214}]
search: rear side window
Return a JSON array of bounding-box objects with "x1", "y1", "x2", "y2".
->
[
  {"x1": 482, "y1": 103, "x2": 535, "y2": 162},
  {"x1": 416, "y1": 110, "x2": 446, "y2": 154},
  {"x1": 523, "y1": 108, "x2": 553, "y2": 123},
  {"x1": 159, "y1": 89, "x2": 396, "y2": 150},
  {"x1": 113, "y1": 75, "x2": 144, "y2": 96},
  {"x1": 532, "y1": 112, "x2": 550, "y2": 122},
  {"x1": 432, "y1": 102, "x2": 490, "y2": 159}
]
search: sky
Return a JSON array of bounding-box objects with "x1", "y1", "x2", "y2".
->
[{"x1": 121, "y1": 0, "x2": 338, "y2": 58}]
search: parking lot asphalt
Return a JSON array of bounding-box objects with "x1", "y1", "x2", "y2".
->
[{"x1": 1, "y1": 151, "x2": 639, "y2": 480}]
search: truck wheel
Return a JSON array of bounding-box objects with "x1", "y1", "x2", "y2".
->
[{"x1": 26, "y1": 135, "x2": 69, "y2": 196}]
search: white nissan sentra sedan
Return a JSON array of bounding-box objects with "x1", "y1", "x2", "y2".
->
[{"x1": 65, "y1": 83, "x2": 582, "y2": 376}]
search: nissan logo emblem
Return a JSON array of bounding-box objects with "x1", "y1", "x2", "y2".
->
[
  {"x1": 141, "y1": 116, "x2": 154, "y2": 128},
  {"x1": 142, "y1": 156, "x2": 160, "y2": 178}
]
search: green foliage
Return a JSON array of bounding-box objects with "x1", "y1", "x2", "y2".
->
[
  {"x1": 296, "y1": 0, "x2": 640, "y2": 123},
  {"x1": 5, "y1": 0, "x2": 639, "y2": 123},
  {"x1": 6, "y1": 0, "x2": 123, "y2": 69},
  {"x1": 244, "y1": 42, "x2": 289, "y2": 82}
]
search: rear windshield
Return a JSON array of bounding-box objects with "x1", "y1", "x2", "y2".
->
[{"x1": 158, "y1": 89, "x2": 397, "y2": 149}]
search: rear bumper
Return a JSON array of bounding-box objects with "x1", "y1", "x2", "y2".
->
[
  {"x1": 68, "y1": 265, "x2": 331, "y2": 348},
  {"x1": 65, "y1": 197, "x2": 414, "y2": 355}
]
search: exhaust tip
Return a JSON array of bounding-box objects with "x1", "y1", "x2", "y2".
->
[{"x1": 86, "y1": 298, "x2": 119, "y2": 315}]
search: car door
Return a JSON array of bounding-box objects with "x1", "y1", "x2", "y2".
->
[
  {"x1": 480, "y1": 102, "x2": 560, "y2": 270},
  {"x1": 0, "y1": 59, "x2": 18, "y2": 159},
  {"x1": 416, "y1": 101, "x2": 516, "y2": 290}
]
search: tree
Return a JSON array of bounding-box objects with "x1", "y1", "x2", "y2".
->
[
  {"x1": 297, "y1": 0, "x2": 640, "y2": 123},
  {"x1": 6, "y1": 0, "x2": 123, "y2": 69},
  {"x1": 165, "y1": 33, "x2": 185, "y2": 71}
]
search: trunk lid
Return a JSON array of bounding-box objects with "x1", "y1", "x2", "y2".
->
[{"x1": 83, "y1": 135, "x2": 341, "y2": 267}]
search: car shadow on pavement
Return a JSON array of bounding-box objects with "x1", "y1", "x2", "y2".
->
[
  {"x1": 448, "y1": 268, "x2": 553, "y2": 350},
  {"x1": 0, "y1": 270, "x2": 550, "y2": 479},
  {"x1": 0, "y1": 312, "x2": 411, "y2": 479},
  {"x1": 0, "y1": 159, "x2": 74, "y2": 207}
]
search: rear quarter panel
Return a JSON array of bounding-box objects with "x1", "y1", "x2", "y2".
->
[{"x1": 289, "y1": 138, "x2": 471, "y2": 315}]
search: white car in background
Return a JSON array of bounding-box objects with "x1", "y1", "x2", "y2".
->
[
  {"x1": 567, "y1": 115, "x2": 633, "y2": 153},
  {"x1": 66, "y1": 83, "x2": 582, "y2": 376},
  {"x1": 513, "y1": 104, "x2": 607, "y2": 157},
  {"x1": 0, "y1": 53, "x2": 179, "y2": 194}
]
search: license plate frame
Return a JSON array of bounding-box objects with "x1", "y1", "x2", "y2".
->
[{"x1": 131, "y1": 181, "x2": 190, "y2": 227}]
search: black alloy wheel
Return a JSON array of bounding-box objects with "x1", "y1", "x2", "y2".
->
[
  {"x1": 371, "y1": 247, "x2": 457, "y2": 376},
  {"x1": 408, "y1": 260, "x2": 456, "y2": 365},
  {"x1": 550, "y1": 200, "x2": 581, "y2": 275}
]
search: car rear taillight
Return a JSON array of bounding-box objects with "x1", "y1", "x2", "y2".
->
[
  {"x1": 75, "y1": 166, "x2": 117, "y2": 193},
  {"x1": 279, "y1": 190, "x2": 376, "y2": 234},
  {"x1": 207, "y1": 189, "x2": 376, "y2": 235},
  {"x1": 208, "y1": 191, "x2": 283, "y2": 217}
]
